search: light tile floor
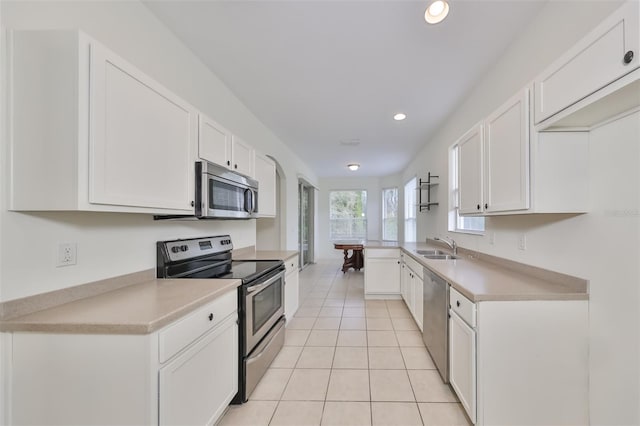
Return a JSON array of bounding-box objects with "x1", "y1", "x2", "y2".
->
[{"x1": 219, "y1": 259, "x2": 471, "y2": 426}]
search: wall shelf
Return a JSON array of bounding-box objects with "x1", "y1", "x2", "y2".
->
[{"x1": 418, "y1": 172, "x2": 439, "y2": 212}]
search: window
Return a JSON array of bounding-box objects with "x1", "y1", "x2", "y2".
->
[
  {"x1": 449, "y1": 145, "x2": 485, "y2": 233},
  {"x1": 404, "y1": 177, "x2": 417, "y2": 242},
  {"x1": 382, "y1": 187, "x2": 398, "y2": 241},
  {"x1": 329, "y1": 190, "x2": 367, "y2": 240}
]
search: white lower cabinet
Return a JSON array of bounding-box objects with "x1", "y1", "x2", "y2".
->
[
  {"x1": 449, "y1": 288, "x2": 477, "y2": 424},
  {"x1": 159, "y1": 315, "x2": 237, "y2": 426},
  {"x1": 9, "y1": 291, "x2": 238, "y2": 425},
  {"x1": 400, "y1": 253, "x2": 424, "y2": 331},
  {"x1": 447, "y1": 286, "x2": 589, "y2": 425},
  {"x1": 364, "y1": 249, "x2": 401, "y2": 296},
  {"x1": 284, "y1": 255, "x2": 300, "y2": 321}
]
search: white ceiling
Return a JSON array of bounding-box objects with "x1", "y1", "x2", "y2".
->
[{"x1": 144, "y1": 0, "x2": 546, "y2": 178}]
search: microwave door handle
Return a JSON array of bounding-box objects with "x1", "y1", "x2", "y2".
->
[
  {"x1": 244, "y1": 189, "x2": 253, "y2": 213},
  {"x1": 250, "y1": 189, "x2": 257, "y2": 214}
]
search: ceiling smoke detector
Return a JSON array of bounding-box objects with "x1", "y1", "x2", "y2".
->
[
  {"x1": 340, "y1": 139, "x2": 361, "y2": 147},
  {"x1": 425, "y1": 0, "x2": 450, "y2": 24},
  {"x1": 347, "y1": 163, "x2": 360, "y2": 171}
]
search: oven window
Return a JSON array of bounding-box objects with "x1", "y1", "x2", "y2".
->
[
  {"x1": 209, "y1": 178, "x2": 245, "y2": 212},
  {"x1": 252, "y1": 278, "x2": 283, "y2": 334}
]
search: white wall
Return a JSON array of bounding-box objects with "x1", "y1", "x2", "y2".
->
[
  {"x1": 400, "y1": 1, "x2": 637, "y2": 424},
  {"x1": 0, "y1": 0, "x2": 317, "y2": 302}
]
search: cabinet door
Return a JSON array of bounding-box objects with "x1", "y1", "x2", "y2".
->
[
  {"x1": 401, "y1": 263, "x2": 409, "y2": 305},
  {"x1": 484, "y1": 89, "x2": 530, "y2": 213},
  {"x1": 199, "y1": 114, "x2": 231, "y2": 168},
  {"x1": 255, "y1": 153, "x2": 277, "y2": 217},
  {"x1": 231, "y1": 135, "x2": 254, "y2": 177},
  {"x1": 285, "y1": 270, "x2": 300, "y2": 322},
  {"x1": 457, "y1": 123, "x2": 484, "y2": 215},
  {"x1": 159, "y1": 314, "x2": 238, "y2": 426},
  {"x1": 89, "y1": 42, "x2": 195, "y2": 211},
  {"x1": 413, "y1": 274, "x2": 424, "y2": 331},
  {"x1": 365, "y1": 258, "x2": 401, "y2": 294},
  {"x1": 449, "y1": 312, "x2": 476, "y2": 424},
  {"x1": 534, "y1": 1, "x2": 639, "y2": 123}
]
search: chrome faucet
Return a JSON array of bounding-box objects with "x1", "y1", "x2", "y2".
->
[{"x1": 434, "y1": 236, "x2": 457, "y2": 255}]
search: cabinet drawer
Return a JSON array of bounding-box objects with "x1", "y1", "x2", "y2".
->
[
  {"x1": 366, "y1": 248, "x2": 399, "y2": 259},
  {"x1": 285, "y1": 256, "x2": 299, "y2": 275},
  {"x1": 450, "y1": 287, "x2": 476, "y2": 328},
  {"x1": 159, "y1": 290, "x2": 237, "y2": 363}
]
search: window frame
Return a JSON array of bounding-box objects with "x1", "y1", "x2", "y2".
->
[
  {"x1": 328, "y1": 189, "x2": 368, "y2": 241},
  {"x1": 381, "y1": 187, "x2": 398, "y2": 242},
  {"x1": 404, "y1": 177, "x2": 417, "y2": 242}
]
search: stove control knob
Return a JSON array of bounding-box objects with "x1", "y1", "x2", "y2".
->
[
  {"x1": 180, "y1": 245, "x2": 189, "y2": 252},
  {"x1": 171, "y1": 246, "x2": 180, "y2": 254}
]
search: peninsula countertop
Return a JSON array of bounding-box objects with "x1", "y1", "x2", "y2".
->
[{"x1": 364, "y1": 241, "x2": 588, "y2": 302}]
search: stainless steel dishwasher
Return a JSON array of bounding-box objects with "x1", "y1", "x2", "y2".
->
[{"x1": 423, "y1": 267, "x2": 449, "y2": 383}]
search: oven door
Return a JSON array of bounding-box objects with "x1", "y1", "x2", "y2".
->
[{"x1": 245, "y1": 270, "x2": 285, "y2": 354}]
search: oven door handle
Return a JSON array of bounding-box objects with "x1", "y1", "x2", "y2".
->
[{"x1": 246, "y1": 271, "x2": 284, "y2": 294}]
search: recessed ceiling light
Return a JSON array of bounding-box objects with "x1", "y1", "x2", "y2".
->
[
  {"x1": 425, "y1": 0, "x2": 449, "y2": 24},
  {"x1": 394, "y1": 113, "x2": 407, "y2": 121},
  {"x1": 347, "y1": 163, "x2": 360, "y2": 171}
]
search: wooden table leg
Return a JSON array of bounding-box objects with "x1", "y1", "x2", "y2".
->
[
  {"x1": 353, "y1": 249, "x2": 363, "y2": 271},
  {"x1": 342, "y1": 249, "x2": 350, "y2": 273}
]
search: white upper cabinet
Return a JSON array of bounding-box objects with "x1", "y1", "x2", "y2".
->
[
  {"x1": 534, "y1": 0, "x2": 639, "y2": 124},
  {"x1": 457, "y1": 123, "x2": 484, "y2": 215},
  {"x1": 199, "y1": 115, "x2": 232, "y2": 168},
  {"x1": 484, "y1": 89, "x2": 530, "y2": 213},
  {"x1": 254, "y1": 153, "x2": 277, "y2": 217},
  {"x1": 9, "y1": 30, "x2": 196, "y2": 214},
  {"x1": 89, "y1": 42, "x2": 195, "y2": 211},
  {"x1": 231, "y1": 135, "x2": 254, "y2": 177},
  {"x1": 457, "y1": 86, "x2": 587, "y2": 216},
  {"x1": 197, "y1": 115, "x2": 254, "y2": 177}
]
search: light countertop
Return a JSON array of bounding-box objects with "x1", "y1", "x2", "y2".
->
[
  {"x1": 233, "y1": 248, "x2": 299, "y2": 262},
  {"x1": 0, "y1": 278, "x2": 241, "y2": 334},
  {"x1": 366, "y1": 241, "x2": 587, "y2": 302},
  {"x1": 0, "y1": 248, "x2": 299, "y2": 334}
]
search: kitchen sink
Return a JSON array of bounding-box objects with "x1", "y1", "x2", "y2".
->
[
  {"x1": 423, "y1": 254, "x2": 459, "y2": 260},
  {"x1": 416, "y1": 249, "x2": 448, "y2": 255}
]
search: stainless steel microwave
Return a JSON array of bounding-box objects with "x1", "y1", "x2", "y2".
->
[{"x1": 195, "y1": 161, "x2": 258, "y2": 219}]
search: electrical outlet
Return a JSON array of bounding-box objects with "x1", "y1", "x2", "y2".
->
[
  {"x1": 518, "y1": 234, "x2": 527, "y2": 251},
  {"x1": 57, "y1": 243, "x2": 77, "y2": 267}
]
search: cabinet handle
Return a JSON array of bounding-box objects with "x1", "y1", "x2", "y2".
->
[
  {"x1": 208, "y1": 313, "x2": 214, "y2": 321},
  {"x1": 624, "y1": 50, "x2": 634, "y2": 64},
  {"x1": 484, "y1": 203, "x2": 488, "y2": 209},
  {"x1": 477, "y1": 204, "x2": 480, "y2": 210},
  {"x1": 456, "y1": 300, "x2": 461, "y2": 307},
  {"x1": 190, "y1": 201, "x2": 195, "y2": 207},
  {"x1": 234, "y1": 164, "x2": 238, "y2": 169},
  {"x1": 226, "y1": 160, "x2": 231, "y2": 166},
  {"x1": 397, "y1": 261, "x2": 400, "y2": 264}
]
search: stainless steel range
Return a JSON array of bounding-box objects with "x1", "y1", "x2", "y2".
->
[{"x1": 156, "y1": 235, "x2": 286, "y2": 403}]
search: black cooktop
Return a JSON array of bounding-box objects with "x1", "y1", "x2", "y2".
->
[{"x1": 157, "y1": 235, "x2": 284, "y2": 284}]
